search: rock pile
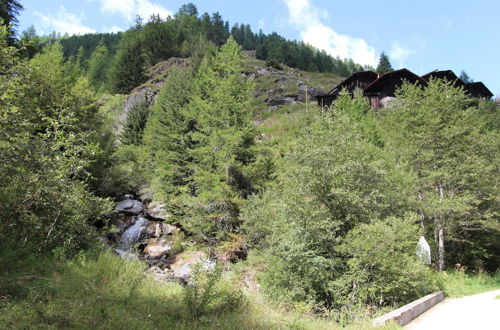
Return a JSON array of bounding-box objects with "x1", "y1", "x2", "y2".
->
[{"x1": 106, "y1": 195, "x2": 215, "y2": 283}]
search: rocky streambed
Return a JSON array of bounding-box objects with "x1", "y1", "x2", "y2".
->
[{"x1": 103, "y1": 195, "x2": 214, "y2": 283}]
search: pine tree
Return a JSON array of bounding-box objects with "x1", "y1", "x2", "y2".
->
[
  {"x1": 141, "y1": 14, "x2": 176, "y2": 66},
  {"x1": 144, "y1": 38, "x2": 255, "y2": 239},
  {"x1": 121, "y1": 101, "x2": 150, "y2": 145},
  {"x1": 87, "y1": 42, "x2": 111, "y2": 91},
  {"x1": 459, "y1": 70, "x2": 473, "y2": 83},
  {"x1": 143, "y1": 64, "x2": 198, "y2": 201},
  {"x1": 182, "y1": 37, "x2": 255, "y2": 237},
  {"x1": 108, "y1": 30, "x2": 145, "y2": 94},
  {"x1": 19, "y1": 25, "x2": 41, "y2": 58},
  {"x1": 0, "y1": 0, "x2": 23, "y2": 44},
  {"x1": 376, "y1": 52, "x2": 393, "y2": 74}
]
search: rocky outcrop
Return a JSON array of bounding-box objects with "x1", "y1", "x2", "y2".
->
[
  {"x1": 168, "y1": 251, "x2": 216, "y2": 284},
  {"x1": 380, "y1": 96, "x2": 398, "y2": 108},
  {"x1": 144, "y1": 237, "x2": 173, "y2": 258},
  {"x1": 265, "y1": 96, "x2": 297, "y2": 106},
  {"x1": 296, "y1": 83, "x2": 325, "y2": 102},
  {"x1": 145, "y1": 201, "x2": 169, "y2": 220},
  {"x1": 115, "y1": 57, "x2": 188, "y2": 136},
  {"x1": 115, "y1": 199, "x2": 144, "y2": 215}
]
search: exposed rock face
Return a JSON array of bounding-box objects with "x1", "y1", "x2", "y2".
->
[
  {"x1": 115, "y1": 57, "x2": 188, "y2": 137},
  {"x1": 115, "y1": 88, "x2": 155, "y2": 136},
  {"x1": 144, "y1": 237, "x2": 173, "y2": 258},
  {"x1": 296, "y1": 83, "x2": 325, "y2": 102},
  {"x1": 265, "y1": 96, "x2": 297, "y2": 106},
  {"x1": 257, "y1": 68, "x2": 270, "y2": 75},
  {"x1": 145, "y1": 221, "x2": 162, "y2": 238},
  {"x1": 169, "y1": 251, "x2": 215, "y2": 283},
  {"x1": 160, "y1": 223, "x2": 178, "y2": 235},
  {"x1": 145, "y1": 201, "x2": 169, "y2": 220},
  {"x1": 242, "y1": 50, "x2": 256, "y2": 58},
  {"x1": 267, "y1": 87, "x2": 283, "y2": 96},
  {"x1": 115, "y1": 199, "x2": 144, "y2": 215}
]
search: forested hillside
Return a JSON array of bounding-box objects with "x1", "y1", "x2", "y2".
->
[
  {"x1": 1, "y1": 2, "x2": 499, "y2": 329},
  {"x1": 21, "y1": 3, "x2": 364, "y2": 95}
]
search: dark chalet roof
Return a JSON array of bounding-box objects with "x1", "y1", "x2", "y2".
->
[
  {"x1": 421, "y1": 70, "x2": 465, "y2": 88},
  {"x1": 364, "y1": 68, "x2": 428, "y2": 96},
  {"x1": 464, "y1": 82, "x2": 494, "y2": 99},
  {"x1": 328, "y1": 70, "x2": 378, "y2": 95},
  {"x1": 315, "y1": 70, "x2": 378, "y2": 107}
]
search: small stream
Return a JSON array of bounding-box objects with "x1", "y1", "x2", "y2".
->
[
  {"x1": 115, "y1": 216, "x2": 148, "y2": 258},
  {"x1": 106, "y1": 195, "x2": 214, "y2": 283}
]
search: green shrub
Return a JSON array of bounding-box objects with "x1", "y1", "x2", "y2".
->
[
  {"x1": 183, "y1": 262, "x2": 246, "y2": 320},
  {"x1": 335, "y1": 214, "x2": 438, "y2": 307},
  {"x1": 266, "y1": 59, "x2": 283, "y2": 70},
  {"x1": 247, "y1": 94, "x2": 418, "y2": 309}
]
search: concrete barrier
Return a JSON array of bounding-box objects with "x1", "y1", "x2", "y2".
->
[{"x1": 372, "y1": 291, "x2": 445, "y2": 327}]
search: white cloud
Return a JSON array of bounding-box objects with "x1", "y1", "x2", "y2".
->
[
  {"x1": 100, "y1": 0, "x2": 172, "y2": 22},
  {"x1": 34, "y1": 6, "x2": 96, "y2": 35},
  {"x1": 282, "y1": 0, "x2": 377, "y2": 67},
  {"x1": 102, "y1": 25, "x2": 125, "y2": 33},
  {"x1": 258, "y1": 18, "x2": 265, "y2": 30},
  {"x1": 389, "y1": 43, "x2": 414, "y2": 68}
]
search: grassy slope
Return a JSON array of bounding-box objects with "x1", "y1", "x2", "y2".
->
[
  {"x1": 242, "y1": 55, "x2": 342, "y2": 121},
  {"x1": 0, "y1": 248, "x2": 395, "y2": 329}
]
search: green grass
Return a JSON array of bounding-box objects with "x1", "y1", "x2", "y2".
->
[
  {"x1": 438, "y1": 270, "x2": 500, "y2": 298},
  {"x1": 0, "y1": 246, "x2": 404, "y2": 329}
]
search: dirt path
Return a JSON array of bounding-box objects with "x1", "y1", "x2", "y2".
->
[{"x1": 405, "y1": 289, "x2": 500, "y2": 330}]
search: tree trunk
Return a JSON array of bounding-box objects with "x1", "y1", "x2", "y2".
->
[
  {"x1": 437, "y1": 184, "x2": 445, "y2": 271},
  {"x1": 437, "y1": 221, "x2": 445, "y2": 271}
]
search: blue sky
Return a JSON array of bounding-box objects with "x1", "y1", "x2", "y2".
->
[{"x1": 17, "y1": 0, "x2": 499, "y2": 96}]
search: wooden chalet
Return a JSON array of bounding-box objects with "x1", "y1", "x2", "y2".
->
[
  {"x1": 422, "y1": 70, "x2": 465, "y2": 88},
  {"x1": 316, "y1": 71, "x2": 378, "y2": 107},
  {"x1": 464, "y1": 82, "x2": 493, "y2": 99},
  {"x1": 317, "y1": 68, "x2": 494, "y2": 110},
  {"x1": 363, "y1": 68, "x2": 428, "y2": 109}
]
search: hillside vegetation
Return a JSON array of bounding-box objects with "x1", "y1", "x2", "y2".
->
[{"x1": 1, "y1": 2, "x2": 499, "y2": 329}]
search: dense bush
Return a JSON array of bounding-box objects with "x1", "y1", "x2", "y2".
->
[
  {"x1": 246, "y1": 94, "x2": 422, "y2": 308},
  {"x1": 0, "y1": 27, "x2": 112, "y2": 255},
  {"x1": 380, "y1": 79, "x2": 500, "y2": 271},
  {"x1": 183, "y1": 262, "x2": 246, "y2": 320},
  {"x1": 336, "y1": 215, "x2": 438, "y2": 307}
]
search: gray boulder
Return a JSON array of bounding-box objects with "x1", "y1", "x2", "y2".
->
[
  {"x1": 265, "y1": 96, "x2": 297, "y2": 106},
  {"x1": 144, "y1": 238, "x2": 173, "y2": 258},
  {"x1": 115, "y1": 88, "x2": 156, "y2": 136},
  {"x1": 115, "y1": 199, "x2": 144, "y2": 215},
  {"x1": 145, "y1": 201, "x2": 169, "y2": 220},
  {"x1": 380, "y1": 96, "x2": 398, "y2": 108},
  {"x1": 297, "y1": 83, "x2": 325, "y2": 102},
  {"x1": 168, "y1": 251, "x2": 215, "y2": 284}
]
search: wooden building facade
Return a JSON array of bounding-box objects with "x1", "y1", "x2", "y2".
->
[
  {"x1": 316, "y1": 71, "x2": 378, "y2": 107},
  {"x1": 363, "y1": 69, "x2": 428, "y2": 110}
]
